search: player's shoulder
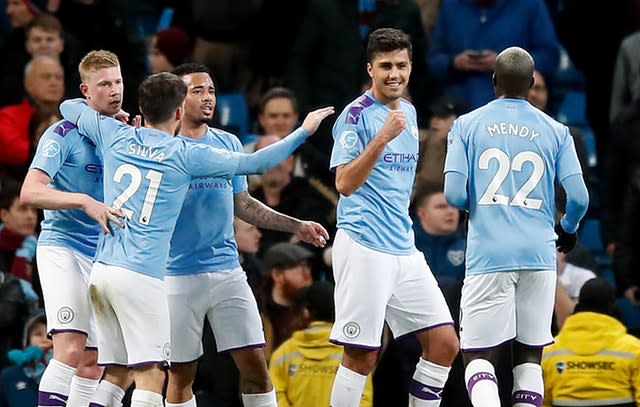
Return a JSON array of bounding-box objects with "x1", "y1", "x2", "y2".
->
[
  {"x1": 207, "y1": 126, "x2": 244, "y2": 151},
  {"x1": 38, "y1": 119, "x2": 82, "y2": 149},
  {"x1": 340, "y1": 92, "x2": 378, "y2": 126}
]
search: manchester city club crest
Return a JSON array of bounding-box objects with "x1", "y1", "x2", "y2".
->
[
  {"x1": 343, "y1": 322, "x2": 361, "y2": 339},
  {"x1": 57, "y1": 306, "x2": 74, "y2": 324}
]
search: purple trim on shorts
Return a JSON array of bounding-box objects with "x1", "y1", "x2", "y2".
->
[
  {"x1": 85, "y1": 346, "x2": 98, "y2": 351},
  {"x1": 89, "y1": 403, "x2": 106, "y2": 407},
  {"x1": 98, "y1": 361, "x2": 169, "y2": 369},
  {"x1": 461, "y1": 337, "x2": 515, "y2": 353},
  {"x1": 220, "y1": 342, "x2": 266, "y2": 354},
  {"x1": 49, "y1": 328, "x2": 88, "y2": 339},
  {"x1": 38, "y1": 390, "x2": 68, "y2": 406},
  {"x1": 512, "y1": 390, "x2": 543, "y2": 407},
  {"x1": 170, "y1": 358, "x2": 200, "y2": 365},
  {"x1": 394, "y1": 321, "x2": 455, "y2": 341},
  {"x1": 466, "y1": 371, "x2": 497, "y2": 395},
  {"x1": 328, "y1": 339, "x2": 381, "y2": 351},
  {"x1": 410, "y1": 380, "x2": 443, "y2": 400}
]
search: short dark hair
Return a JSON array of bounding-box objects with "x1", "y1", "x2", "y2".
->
[
  {"x1": 366, "y1": 28, "x2": 412, "y2": 63},
  {"x1": 413, "y1": 180, "x2": 445, "y2": 208},
  {"x1": 26, "y1": 13, "x2": 62, "y2": 37},
  {"x1": 0, "y1": 176, "x2": 21, "y2": 210},
  {"x1": 258, "y1": 87, "x2": 298, "y2": 114},
  {"x1": 138, "y1": 72, "x2": 187, "y2": 124},
  {"x1": 296, "y1": 280, "x2": 335, "y2": 322},
  {"x1": 171, "y1": 63, "x2": 213, "y2": 81}
]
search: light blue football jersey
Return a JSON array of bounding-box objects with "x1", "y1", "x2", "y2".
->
[
  {"x1": 166, "y1": 128, "x2": 247, "y2": 275},
  {"x1": 330, "y1": 91, "x2": 420, "y2": 255},
  {"x1": 60, "y1": 98, "x2": 309, "y2": 279},
  {"x1": 30, "y1": 120, "x2": 103, "y2": 257},
  {"x1": 444, "y1": 98, "x2": 583, "y2": 274}
]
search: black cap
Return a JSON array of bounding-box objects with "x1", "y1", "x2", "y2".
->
[
  {"x1": 263, "y1": 242, "x2": 313, "y2": 270},
  {"x1": 296, "y1": 280, "x2": 335, "y2": 322},
  {"x1": 429, "y1": 95, "x2": 470, "y2": 118},
  {"x1": 574, "y1": 277, "x2": 619, "y2": 317}
]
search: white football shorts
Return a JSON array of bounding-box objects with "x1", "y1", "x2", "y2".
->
[
  {"x1": 165, "y1": 267, "x2": 265, "y2": 362},
  {"x1": 37, "y1": 245, "x2": 98, "y2": 348},
  {"x1": 330, "y1": 229, "x2": 454, "y2": 349},
  {"x1": 89, "y1": 262, "x2": 171, "y2": 367},
  {"x1": 460, "y1": 269, "x2": 556, "y2": 351}
]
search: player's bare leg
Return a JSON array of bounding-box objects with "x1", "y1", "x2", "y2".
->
[
  {"x1": 231, "y1": 347, "x2": 276, "y2": 407},
  {"x1": 330, "y1": 347, "x2": 377, "y2": 407},
  {"x1": 408, "y1": 325, "x2": 458, "y2": 406},
  {"x1": 166, "y1": 362, "x2": 198, "y2": 406}
]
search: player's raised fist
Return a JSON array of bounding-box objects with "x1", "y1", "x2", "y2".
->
[{"x1": 379, "y1": 110, "x2": 406, "y2": 142}]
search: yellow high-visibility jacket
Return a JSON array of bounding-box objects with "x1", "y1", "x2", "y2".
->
[
  {"x1": 269, "y1": 321, "x2": 373, "y2": 407},
  {"x1": 542, "y1": 312, "x2": 640, "y2": 407}
]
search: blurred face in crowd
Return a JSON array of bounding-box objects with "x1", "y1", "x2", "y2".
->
[
  {"x1": 7, "y1": 0, "x2": 34, "y2": 28},
  {"x1": 255, "y1": 135, "x2": 294, "y2": 190},
  {"x1": 1, "y1": 197, "x2": 38, "y2": 236},
  {"x1": 415, "y1": 192, "x2": 459, "y2": 236},
  {"x1": 368, "y1": 48, "x2": 412, "y2": 105},
  {"x1": 24, "y1": 56, "x2": 64, "y2": 106},
  {"x1": 234, "y1": 218, "x2": 262, "y2": 255},
  {"x1": 180, "y1": 72, "x2": 215, "y2": 126},
  {"x1": 273, "y1": 261, "x2": 312, "y2": 302},
  {"x1": 258, "y1": 97, "x2": 298, "y2": 138},
  {"x1": 80, "y1": 65, "x2": 123, "y2": 116},
  {"x1": 148, "y1": 35, "x2": 173, "y2": 74},
  {"x1": 29, "y1": 321, "x2": 53, "y2": 351},
  {"x1": 26, "y1": 27, "x2": 64, "y2": 58},
  {"x1": 528, "y1": 70, "x2": 548, "y2": 111}
]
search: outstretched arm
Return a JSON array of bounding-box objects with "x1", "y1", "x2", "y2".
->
[
  {"x1": 235, "y1": 107, "x2": 334, "y2": 175},
  {"x1": 234, "y1": 191, "x2": 329, "y2": 247}
]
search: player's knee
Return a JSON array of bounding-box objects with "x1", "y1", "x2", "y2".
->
[
  {"x1": 441, "y1": 333, "x2": 460, "y2": 362},
  {"x1": 342, "y1": 347, "x2": 378, "y2": 375},
  {"x1": 76, "y1": 363, "x2": 103, "y2": 380},
  {"x1": 52, "y1": 341, "x2": 86, "y2": 367},
  {"x1": 240, "y1": 372, "x2": 272, "y2": 393},
  {"x1": 167, "y1": 364, "x2": 196, "y2": 391}
]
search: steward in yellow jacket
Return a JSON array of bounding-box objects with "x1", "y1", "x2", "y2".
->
[
  {"x1": 269, "y1": 280, "x2": 373, "y2": 407},
  {"x1": 542, "y1": 278, "x2": 640, "y2": 407}
]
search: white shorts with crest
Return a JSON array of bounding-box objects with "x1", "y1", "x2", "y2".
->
[
  {"x1": 37, "y1": 245, "x2": 98, "y2": 348},
  {"x1": 89, "y1": 262, "x2": 171, "y2": 367},
  {"x1": 330, "y1": 229, "x2": 454, "y2": 349}
]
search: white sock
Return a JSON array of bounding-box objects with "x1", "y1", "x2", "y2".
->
[
  {"x1": 330, "y1": 364, "x2": 368, "y2": 407},
  {"x1": 89, "y1": 380, "x2": 126, "y2": 407},
  {"x1": 512, "y1": 363, "x2": 543, "y2": 407},
  {"x1": 241, "y1": 389, "x2": 276, "y2": 407},
  {"x1": 166, "y1": 395, "x2": 196, "y2": 407},
  {"x1": 464, "y1": 358, "x2": 500, "y2": 407},
  {"x1": 409, "y1": 358, "x2": 451, "y2": 406},
  {"x1": 38, "y1": 359, "x2": 76, "y2": 406},
  {"x1": 67, "y1": 375, "x2": 99, "y2": 406},
  {"x1": 131, "y1": 389, "x2": 164, "y2": 407}
]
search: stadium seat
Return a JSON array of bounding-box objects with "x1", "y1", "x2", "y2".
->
[
  {"x1": 556, "y1": 91, "x2": 589, "y2": 127},
  {"x1": 216, "y1": 92, "x2": 250, "y2": 141},
  {"x1": 617, "y1": 297, "x2": 640, "y2": 332},
  {"x1": 579, "y1": 218, "x2": 603, "y2": 251}
]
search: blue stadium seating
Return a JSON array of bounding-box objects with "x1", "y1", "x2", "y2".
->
[{"x1": 216, "y1": 92, "x2": 251, "y2": 142}]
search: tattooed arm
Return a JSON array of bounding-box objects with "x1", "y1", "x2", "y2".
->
[{"x1": 233, "y1": 191, "x2": 329, "y2": 247}]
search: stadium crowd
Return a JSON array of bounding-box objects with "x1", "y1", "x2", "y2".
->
[{"x1": 0, "y1": 0, "x2": 639, "y2": 406}]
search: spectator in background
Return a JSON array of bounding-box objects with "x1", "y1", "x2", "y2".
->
[
  {"x1": 542, "y1": 278, "x2": 640, "y2": 406},
  {"x1": 251, "y1": 135, "x2": 336, "y2": 278},
  {"x1": 554, "y1": 250, "x2": 596, "y2": 329},
  {"x1": 148, "y1": 27, "x2": 192, "y2": 74},
  {"x1": 0, "y1": 177, "x2": 38, "y2": 284},
  {"x1": 234, "y1": 217, "x2": 264, "y2": 293},
  {"x1": 259, "y1": 242, "x2": 313, "y2": 362},
  {"x1": 415, "y1": 95, "x2": 469, "y2": 187},
  {"x1": 0, "y1": 56, "x2": 64, "y2": 173},
  {"x1": 0, "y1": 0, "x2": 46, "y2": 107},
  {"x1": 0, "y1": 313, "x2": 52, "y2": 407},
  {"x1": 269, "y1": 280, "x2": 373, "y2": 407},
  {"x1": 0, "y1": 266, "x2": 28, "y2": 370},
  {"x1": 427, "y1": 0, "x2": 560, "y2": 109},
  {"x1": 610, "y1": 31, "x2": 640, "y2": 124}
]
